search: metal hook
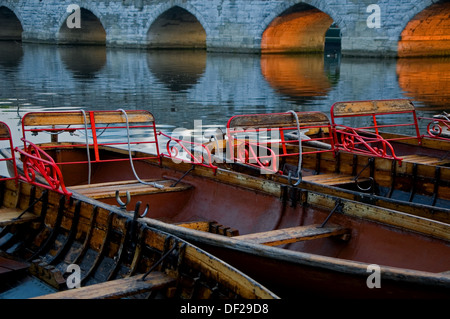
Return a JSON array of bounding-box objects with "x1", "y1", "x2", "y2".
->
[
  {"x1": 134, "y1": 201, "x2": 149, "y2": 218},
  {"x1": 115, "y1": 190, "x2": 131, "y2": 210},
  {"x1": 288, "y1": 171, "x2": 302, "y2": 187}
]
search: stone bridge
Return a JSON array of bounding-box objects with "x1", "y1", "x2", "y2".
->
[{"x1": 0, "y1": 0, "x2": 449, "y2": 57}]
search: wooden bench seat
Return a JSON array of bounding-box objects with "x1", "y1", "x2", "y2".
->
[
  {"x1": 175, "y1": 221, "x2": 240, "y2": 237},
  {"x1": 235, "y1": 224, "x2": 350, "y2": 246},
  {"x1": 0, "y1": 207, "x2": 38, "y2": 227},
  {"x1": 302, "y1": 173, "x2": 370, "y2": 186},
  {"x1": 33, "y1": 272, "x2": 176, "y2": 299},
  {"x1": 70, "y1": 179, "x2": 192, "y2": 200},
  {"x1": 400, "y1": 155, "x2": 444, "y2": 165}
]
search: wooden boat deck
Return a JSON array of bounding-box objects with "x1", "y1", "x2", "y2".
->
[
  {"x1": 33, "y1": 273, "x2": 176, "y2": 299},
  {"x1": 236, "y1": 224, "x2": 350, "y2": 246},
  {"x1": 69, "y1": 179, "x2": 192, "y2": 200},
  {"x1": 0, "y1": 207, "x2": 38, "y2": 227},
  {"x1": 302, "y1": 173, "x2": 370, "y2": 186},
  {"x1": 400, "y1": 154, "x2": 449, "y2": 165}
]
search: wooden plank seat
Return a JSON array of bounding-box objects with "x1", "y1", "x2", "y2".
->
[
  {"x1": 69, "y1": 179, "x2": 192, "y2": 200},
  {"x1": 400, "y1": 155, "x2": 445, "y2": 165},
  {"x1": 302, "y1": 173, "x2": 371, "y2": 186},
  {"x1": 236, "y1": 224, "x2": 350, "y2": 246},
  {"x1": 32, "y1": 272, "x2": 176, "y2": 299},
  {"x1": 0, "y1": 207, "x2": 38, "y2": 227},
  {"x1": 174, "y1": 221, "x2": 240, "y2": 237}
]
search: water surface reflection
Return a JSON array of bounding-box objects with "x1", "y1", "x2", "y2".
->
[{"x1": 0, "y1": 43, "x2": 448, "y2": 141}]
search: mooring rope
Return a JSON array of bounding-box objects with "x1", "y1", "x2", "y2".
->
[
  {"x1": 117, "y1": 109, "x2": 164, "y2": 189},
  {"x1": 286, "y1": 110, "x2": 302, "y2": 186},
  {"x1": 80, "y1": 109, "x2": 92, "y2": 185}
]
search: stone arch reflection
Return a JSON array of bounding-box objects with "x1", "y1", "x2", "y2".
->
[
  {"x1": 261, "y1": 3, "x2": 338, "y2": 54},
  {"x1": 0, "y1": 6, "x2": 23, "y2": 41},
  {"x1": 398, "y1": 1, "x2": 450, "y2": 57},
  {"x1": 147, "y1": 50, "x2": 206, "y2": 92},
  {"x1": 59, "y1": 45, "x2": 106, "y2": 79},
  {"x1": 58, "y1": 8, "x2": 106, "y2": 45},
  {"x1": 147, "y1": 6, "x2": 206, "y2": 49},
  {"x1": 261, "y1": 54, "x2": 337, "y2": 103},
  {"x1": 397, "y1": 57, "x2": 450, "y2": 110}
]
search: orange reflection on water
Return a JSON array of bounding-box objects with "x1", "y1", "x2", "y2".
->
[
  {"x1": 260, "y1": 54, "x2": 332, "y2": 99},
  {"x1": 261, "y1": 8, "x2": 333, "y2": 53},
  {"x1": 397, "y1": 57, "x2": 450, "y2": 109},
  {"x1": 398, "y1": 2, "x2": 450, "y2": 57}
]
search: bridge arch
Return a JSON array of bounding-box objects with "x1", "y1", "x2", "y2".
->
[
  {"x1": 57, "y1": 6, "x2": 106, "y2": 45},
  {"x1": 259, "y1": 0, "x2": 343, "y2": 53},
  {"x1": 0, "y1": 6, "x2": 23, "y2": 41},
  {"x1": 146, "y1": 4, "x2": 207, "y2": 49},
  {"x1": 398, "y1": 0, "x2": 450, "y2": 57}
]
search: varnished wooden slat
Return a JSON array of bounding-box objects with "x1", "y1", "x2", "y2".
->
[
  {"x1": 71, "y1": 179, "x2": 192, "y2": 199},
  {"x1": 175, "y1": 221, "x2": 212, "y2": 232},
  {"x1": 236, "y1": 224, "x2": 350, "y2": 246},
  {"x1": 401, "y1": 155, "x2": 441, "y2": 164},
  {"x1": 228, "y1": 111, "x2": 330, "y2": 130},
  {"x1": 0, "y1": 122, "x2": 11, "y2": 139},
  {"x1": 32, "y1": 273, "x2": 176, "y2": 299},
  {"x1": 68, "y1": 179, "x2": 161, "y2": 190},
  {"x1": 22, "y1": 110, "x2": 155, "y2": 126},
  {"x1": 303, "y1": 173, "x2": 370, "y2": 186},
  {"x1": 0, "y1": 207, "x2": 38, "y2": 226},
  {"x1": 332, "y1": 99, "x2": 415, "y2": 117}
]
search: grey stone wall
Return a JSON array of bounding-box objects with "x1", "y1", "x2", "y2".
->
[{"x1": 0, "y1": 0, "x2": 439, "y2": 56}]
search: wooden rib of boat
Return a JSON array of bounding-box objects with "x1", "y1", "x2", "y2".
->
[
  {"x1": 0, "y1": 122, "x2": 278, "y2": 300},
  {"x1": 3, "y1": 111, "x2": 449, "y2": 299}
]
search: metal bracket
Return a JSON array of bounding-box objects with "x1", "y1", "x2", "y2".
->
[
  {"x1": 319, "y1": 199, "x2": 343, "y2": 228},
  {"x1": 115, "y1": 190, "x2": 131, "y2": 210}
]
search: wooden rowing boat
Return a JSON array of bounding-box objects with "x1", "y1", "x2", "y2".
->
[
  {"x1": 0, "y1": 178, "x2": 278, "y2": 300},
  {"x1": 3, "y1": 111, "x2": 449, "y2": 299},
  {"x1": 208, "y1": 100, "x2": 450, "y2": 223},
  {"x1": 0, "y1": 122, "x2": 278, "y2": 300}
]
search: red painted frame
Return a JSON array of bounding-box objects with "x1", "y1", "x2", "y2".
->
[
  {"x1": 330, "y1": 99, "x2": 423, "y2": 163},
  {"x1": 419, "y1": 116, "x2": 450, "y2": 141},
  {"x1": 226, "y1": 111, "x2": 335, "y2": 174}
]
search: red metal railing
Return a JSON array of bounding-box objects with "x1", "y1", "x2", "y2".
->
[
  {"x1": 16, "y1": 138, "x2": 72, "y2": 197},
  {"x1": 21, "y1": 110, "x2": 161, "y2": 166},
  {"x1": 419, "y1": 115, "x2": 450, "y2": 141},
  {"x1": 330, "y1": 99, "x2": 423, "y2": 162},
  {"x1": 226, "y1": 111, "x2": 335, "y2": 174},
  {"x1": 158, "y1": 131, "x2": 218, "y2": 173},
  {"x1": 15, "y1": 110, "x2": 162, "y2": 195}
]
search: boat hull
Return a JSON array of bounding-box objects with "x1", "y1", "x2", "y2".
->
[
  {"x1": 19, "y1": 147, "x2": 448, "y2": 299},
  {"x1": 0, "y1": 178, "x2": 278, "y2": 299}
]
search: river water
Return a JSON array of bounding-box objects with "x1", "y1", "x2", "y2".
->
[{"x1": 0, "y1": 41, "x2": 449, "y2": 162}]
